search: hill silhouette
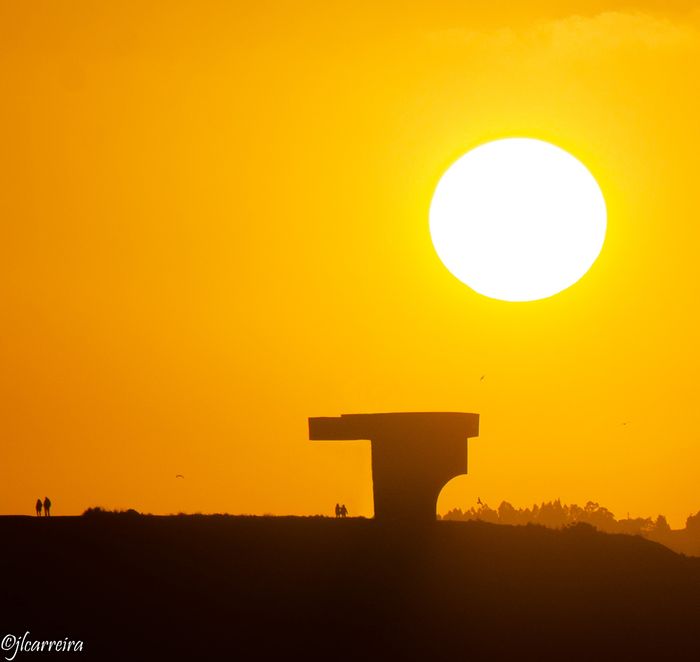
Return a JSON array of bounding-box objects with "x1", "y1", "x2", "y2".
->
[
  {"x1": 2, "y1": 514, "x2": 699, "y2": 660},
  {"x1": 443, "y1": 499, "x2": 700, "y2": 556}
]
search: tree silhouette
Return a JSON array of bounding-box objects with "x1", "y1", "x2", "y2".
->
[{"x1": 442, "y1": 500, "x2": 700, "y2": 555}]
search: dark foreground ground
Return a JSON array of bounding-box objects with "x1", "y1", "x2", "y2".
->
[{"x1": 2, "y1": 515, "x2": 700, "y2": 661}]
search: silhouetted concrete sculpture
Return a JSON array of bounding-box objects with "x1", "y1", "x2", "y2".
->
[{"x1": 309, "y1": 412, "x2": 480, "y2": 523}]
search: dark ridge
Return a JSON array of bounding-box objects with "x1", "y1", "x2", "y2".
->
[
  {"x1": 443, "y1": 499, "x2": 700, "y2": 557},
  {"x1": 2, "y1": 516, "x2": 699, "y2": 661}
]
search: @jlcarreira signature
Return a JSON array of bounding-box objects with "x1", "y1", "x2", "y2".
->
[{"x1": 1, "y1": 633, "x2": 84, "y2": 661}]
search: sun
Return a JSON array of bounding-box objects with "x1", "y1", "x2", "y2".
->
[{"x1": 429, "y1": 138, "x2": 607, "y2": 302}]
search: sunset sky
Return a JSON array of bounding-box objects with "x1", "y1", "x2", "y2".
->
[{"x1": 2, "y1": 1, "x2": 700, "y2": 526}]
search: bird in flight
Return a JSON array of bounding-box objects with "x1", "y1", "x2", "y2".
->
[
  {"x1": 480, "y1": 375, "x2": 486, "y2": 382},
  {"x1": 175, "y1": 474, "x2": 185, "y2": 479}
]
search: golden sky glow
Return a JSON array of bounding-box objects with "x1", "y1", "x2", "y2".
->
[{"x1": 2, "y1": 1, "x2": 700, "y2": 526}]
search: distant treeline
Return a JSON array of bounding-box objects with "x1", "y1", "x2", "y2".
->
[
  {"x1": 442, "y1": 500, "x2": 700, "y2": 556},
  {"x1": 83, "y1": 506, "x2": 141, "y2": 517}
]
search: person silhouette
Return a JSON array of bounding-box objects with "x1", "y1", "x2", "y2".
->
[
  {"x1": 335, "y1": 503, "x2": 341, "y2": 518},
  {"x1": 35, "y1": 499, "x2": 42, "y2": 517},
  {"x1": 43, "y1": 496, "x2": 51, "y2": 517},
  {"x1": 340, "y1": 504, "x2": 348, "y2": 518}
]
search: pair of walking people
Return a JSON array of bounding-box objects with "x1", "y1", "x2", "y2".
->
[
  {"x1": 335, "y1": 503, "x2": 348, "y2": 518},
  {"x1": 35, "y1": 497, "x2": 51, "y2": 517}
]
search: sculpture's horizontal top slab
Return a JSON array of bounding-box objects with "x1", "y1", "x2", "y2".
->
[{"x1": 309, "y1": 412, "x2": 479, "y2": 441}]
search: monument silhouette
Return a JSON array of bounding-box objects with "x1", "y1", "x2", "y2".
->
[{"x1": 309, "y1": 412, "x2": 480, "y2": 522}]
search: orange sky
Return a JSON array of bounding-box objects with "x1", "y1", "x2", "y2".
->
[{"x1": 2, "y1": 1, "x2": 700, "y2": 526}]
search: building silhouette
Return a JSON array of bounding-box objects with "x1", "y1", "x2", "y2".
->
[{"x1": 309, "y1": 412, "x2": 480, "y2": 522}]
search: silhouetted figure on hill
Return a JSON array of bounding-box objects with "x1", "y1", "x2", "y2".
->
[
  {"x1": 335, "y1": 503, "x2": 341, "y2": 518},
  {"x1": 43, "y1": 496, "x2": 51, "y2": 517},
  {"x1": 35, "y1": 499, "x2": 42, "y2": 517},
  {"x1": 340, "y1": 504, "x2": 348, "y2": 518}
]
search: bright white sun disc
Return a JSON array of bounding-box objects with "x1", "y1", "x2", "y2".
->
[{"x1": 429, "y1": 138, "x2": 607, "y2": 301}]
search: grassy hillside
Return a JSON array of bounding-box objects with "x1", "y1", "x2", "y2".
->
[{"x1": 3, "y1": 515, "x2": 699, "y2": 660}]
